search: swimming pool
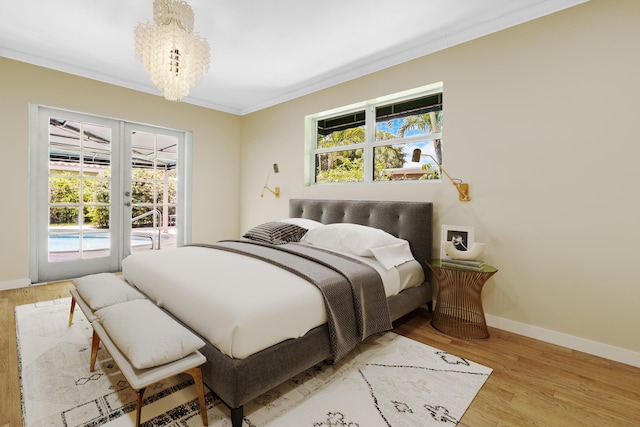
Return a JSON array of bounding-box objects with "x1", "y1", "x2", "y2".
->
[{"x1": 48, "y1": 232, "x2": 161, "y2": 252}]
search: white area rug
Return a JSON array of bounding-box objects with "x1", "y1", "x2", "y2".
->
[{"x1": 16, "y1": 298, "x2": 492, "y2": 426}]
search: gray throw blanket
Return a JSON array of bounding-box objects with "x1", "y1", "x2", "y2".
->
[{"x1": 188, "y1": 240, "x2": 392, "y2": 361}]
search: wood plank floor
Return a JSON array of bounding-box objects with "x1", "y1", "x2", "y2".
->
[{"x1": 2, "y1": 281, "x2": 639, "y2": 427}]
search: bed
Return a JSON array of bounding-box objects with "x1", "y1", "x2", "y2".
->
[{"x1": 121, "y1": 198, "x2": 433, "y2": 426}]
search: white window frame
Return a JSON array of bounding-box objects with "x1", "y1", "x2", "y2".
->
[{"x1": 305, "y1": 82, "x2": 443, "y2": 185}]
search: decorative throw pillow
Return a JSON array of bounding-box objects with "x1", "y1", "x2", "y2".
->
[{"x1": 243, "y1": 221, "x2": 308, "y2": 245}]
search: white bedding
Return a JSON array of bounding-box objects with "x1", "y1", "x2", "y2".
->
[{"x1": 121, "y1": 243, "x2": 424, "y2": 359}]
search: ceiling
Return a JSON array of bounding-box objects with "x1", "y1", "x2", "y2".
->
[{"x1": 1, "y1": 0, "x2": 587, "y2": 116}]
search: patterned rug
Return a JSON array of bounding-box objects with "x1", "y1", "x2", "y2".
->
[{"x1": 16, "y1": 298, "x2": 492, "y2": 426}]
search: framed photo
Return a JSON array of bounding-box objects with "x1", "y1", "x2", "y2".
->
[{"x1": 441, "y1": 225, "x2": 474, "y2": 259}]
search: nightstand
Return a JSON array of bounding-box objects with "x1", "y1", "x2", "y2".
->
[{"x1": 426, "y1": 259, "x2": 498, "y2": 339}]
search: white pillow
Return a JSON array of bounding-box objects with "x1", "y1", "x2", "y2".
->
[
  {"x1": 73, "y1": 273, "x2": 145, "y2": 311},
  {"x1": 302, "y1": 223, "x2": 406, "y2": 258},
  {"x1": 95, "y1": 299, "x2": 205, "y2": 370},
  {"x1": 279, "y1": 217, "x2": 325, "y2": 230},
  {"x1": 370, "y1": 241, "x2": 416, "y2": 270}
]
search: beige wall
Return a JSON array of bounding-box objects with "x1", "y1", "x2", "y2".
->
[
  {"x1": 0, "y1": 57, "x2": 242, "y2": 285},
  {"x1": 240, "y1": 0, "x2": 640, "y2": 357}
]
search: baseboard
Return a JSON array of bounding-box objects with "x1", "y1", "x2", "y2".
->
[
  {"x1": 486, "y1": 314, "x2": 640, "y2": 368},
  {"x1": 0, "y1": 278, "x2": 32, "y2": 291}
]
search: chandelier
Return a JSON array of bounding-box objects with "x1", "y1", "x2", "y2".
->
[{"x1": 134, "y1": 0, "x2": 210, "y2": 102}]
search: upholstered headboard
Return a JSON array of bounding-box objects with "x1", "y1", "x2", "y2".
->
[{"x1": 289, "y1": 199, "x2": 433, "y2": 273}]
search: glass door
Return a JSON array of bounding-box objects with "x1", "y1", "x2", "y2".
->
[
  {"x1": 30, "y1": 107, "x2": 191, "y2": 283},
  {"x1": 123, "y1": 123, "x2": 184, "y2": 259},
  {"x1": 31, "y1": 107, "x2": 122, "y2": 282}
]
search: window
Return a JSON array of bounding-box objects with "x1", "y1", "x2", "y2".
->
[{"x1": 306, "y1": 82, "x2": 443, "y2": 184}]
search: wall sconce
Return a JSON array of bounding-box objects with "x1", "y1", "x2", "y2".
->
[
  {"x1": 260, "y1": 163, "x2": 280, "y2": 198},
  {"x1": 412, "y1": 149, "x2": 471, "y2": 201}
]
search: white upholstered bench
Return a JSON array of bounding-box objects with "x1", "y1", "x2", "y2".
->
[{"x1": 68, "y1": 273, "x2": 209, "y2": 427}]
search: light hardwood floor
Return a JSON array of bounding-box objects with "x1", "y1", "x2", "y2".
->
[{"x1": 2, "y1": 281, "x2": 639, "y2": 427}]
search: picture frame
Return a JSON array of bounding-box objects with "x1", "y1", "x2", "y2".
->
[{"x1": 441, "y1": 225, "x2": 475, "y2": 259}]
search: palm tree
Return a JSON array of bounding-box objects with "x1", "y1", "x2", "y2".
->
[
  {"x1": 394, "y1": 111, "x2": 443, "y2": 163},
  {"x1": 316, "y1": 128, "x2": 366, "y2": 181}
]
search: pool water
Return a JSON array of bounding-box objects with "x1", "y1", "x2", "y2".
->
[{"x1": 48, "y1": 232, "x2": 160, "y2": 252}]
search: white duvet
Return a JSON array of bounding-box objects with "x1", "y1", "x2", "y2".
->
[{"x1": 121, "y1": 244, "x2": 423, "y2": 359}]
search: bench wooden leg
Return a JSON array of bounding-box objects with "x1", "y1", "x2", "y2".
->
[
  {"x1": 135, "y1": 387, "x2": 146, "y2": 427},
  {"x1": 186, "y1": 367, "x2": 209, "y2": 426},
  {"x1": 68, "y1": 296, "x2": 76, "y2": 326},
  {"x1": 89, "y1": 329, "x2": 100, "y2": 372}
]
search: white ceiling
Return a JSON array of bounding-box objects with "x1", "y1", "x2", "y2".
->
[{"x1": 1, "y1": 0, "x2": 587, "y2": 115}]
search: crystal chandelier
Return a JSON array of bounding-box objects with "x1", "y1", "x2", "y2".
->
[{"x1": 134, "y1": 0, "x2": 210, "y2": 102}]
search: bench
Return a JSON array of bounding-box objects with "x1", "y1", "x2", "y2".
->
[{"x1": 68, "y1": 273, "x2": 209, "y2": 427}]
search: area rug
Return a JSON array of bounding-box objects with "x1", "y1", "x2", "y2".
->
[{"x1": 16, "y1": 298, "x2": 492, "y2": 426}]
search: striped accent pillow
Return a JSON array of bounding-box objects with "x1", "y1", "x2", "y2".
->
[{"x1": 243, "y1": 221, "x2": 308, "y2": 245}]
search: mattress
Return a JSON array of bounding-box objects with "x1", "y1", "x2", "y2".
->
[{"x1": 121, "y1": 243, "x2": 424, "y2": 359}]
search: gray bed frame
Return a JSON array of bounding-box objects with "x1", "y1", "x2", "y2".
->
[{"x1": 193, "y1": 199, "x2": 433, "y2": 426}]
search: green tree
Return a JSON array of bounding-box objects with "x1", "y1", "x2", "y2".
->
[
  {"x1": 49, "y1": 166, "x2": 177, "y2": 228},
  {"x1": 84, "y1": 168, "x2": 111, "y2": 228},
  {"x1": 395, "y1": 111, "x2": 443, "y2": 163},
  {"x1": 316, "y1": 156, "x2": 364, "y2": 182},
  {"x1": 130, "y1": 168, "x2": 177, "y2": 227},
  {"x1": 316, "y1": 128, "x2": 366, "y2": 182},
  {"x1": 49, "y1": 172, "x2": 80, "y2": 224},
  {"x1": 316, "y1": 127, "x2": 411, "y2": 182}
]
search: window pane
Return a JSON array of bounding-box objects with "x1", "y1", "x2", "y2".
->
[
  {"x1": 49, "y1": 206, "x2": 79, "y2": 226},
  {"x1": 131, "y1": 233, "x2": 154, "y2": 251},
  {"x1": 49, "y1": 175, "x2": 80, "y2": 203},
  {"x1": 157, "y1": 134, "x2": 178, "y2": 163},
  {"x1": 82, "y1": 122, "x2": 112, "y2": 167},
  {"x1": 88, "y1": 205, "x2": 110, "y2": 229},
  {"x1": 374, "y1": 141, "x2": 441, "y2": 181},
  {"x1": 132, "y1": 205, "x2": 154, "y2": 227},
  {"x1": 317, "y1": 111, "x2": 366, "y2": 149},
  {"x1": 315, "y1": 149, "x2": 363, "y2": 183},
  {"x1": 83, "y1": 177, "x2": 110, "y2": 204},
  {"x1": 49, "y1": 232, "x2": 80, "y2": 262},
  {"x1": 81, "y1": 229, "x2": 110, "y2": 256},
  {"x1": 49, "y1": 118, "x2": 81, "y2": 162},
  {"x1": 375, "y1": 94, "x2": 443, "y2": 140},
  {"x1": 48, "y1": 207, "x2": 80, "y2": 262},
  {"x1": 132, "y1": 180, "x2": 154, "y2": 204},
  {"x1": 156, "y1": 176, "x2": 177, "y2": 204},
  {"x1": 131, "y1": 131, "x2": 155, "y2": 166}
]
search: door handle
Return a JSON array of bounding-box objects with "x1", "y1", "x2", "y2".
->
[
  {"x1": 124, "y1": 191, "x2": 131, "y2": 197},
  {"x1": 124, "y1": 202, "x2": 131, "y2": 207}
]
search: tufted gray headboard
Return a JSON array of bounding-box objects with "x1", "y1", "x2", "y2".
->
[{"x1": 289, "y1": 199, "x2": 433, "y2": 274}]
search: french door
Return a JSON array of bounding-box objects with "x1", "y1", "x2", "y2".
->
[{"x1": 29, "y1": 106, "x2": 191, "y2": 283}]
